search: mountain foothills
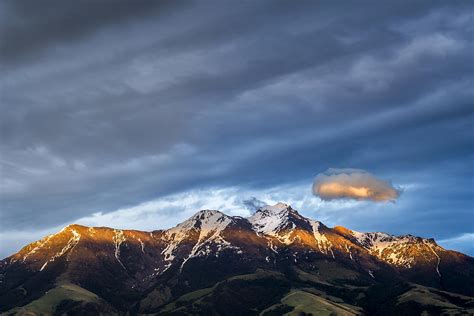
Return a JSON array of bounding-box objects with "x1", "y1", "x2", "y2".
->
[{"x1": 1, "y1": 203, "x2": 473, "y2": 315}]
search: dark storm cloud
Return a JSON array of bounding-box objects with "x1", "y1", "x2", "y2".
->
[
  {"x1": 0, "y1": 0, "x2": 182, "y2": 63},
  {"x1": 1, "y1": 1, "x2": 473, "y2": 256}
]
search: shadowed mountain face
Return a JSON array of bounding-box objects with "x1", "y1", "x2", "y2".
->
[{"x1": 1, "y1": 203, "x2": 473, "y2": 315}]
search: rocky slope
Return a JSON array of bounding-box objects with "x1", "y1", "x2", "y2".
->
[{"x1": 1, "y1": 203, "x2": 473, "y2": 315}]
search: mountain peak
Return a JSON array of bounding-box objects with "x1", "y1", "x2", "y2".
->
[
  {"x1": 59, "y1": 223, "x2": 87, "y2": 233},
  {"x1": 166, "y1": 209, "x2": 232, "y2": 239},
  {"x1": 249, "y1": 203, "x2": 314, "y2": 241},
  {"x1": 258, "y1": 202, "x2": 291, "y2": 213},
  {"x1": 192, "y1": 209, "x2": 225, "y2": 218}
]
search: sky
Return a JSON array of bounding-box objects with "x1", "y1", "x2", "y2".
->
[{"x1": 0, "y1": 0, "x2": 473, "y2": 258}]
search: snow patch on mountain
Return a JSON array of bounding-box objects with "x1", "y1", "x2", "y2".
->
[
  {"x1": 248, "y1": 203, "x2": 294, "y2": 241},
  {"x1": 40, "y1": 228, "x2": 81, "y2": 271},
  {"x1": 351, "y1": 231, "x2": 415, "y2": 266},
  {"x1": 113, "y1": 229, "x2": 127, "y2": 270},
  {"x1": 351, "y1": 230, "x2": 443, "y2": 268},
  {"x1": 249, "y1": 203, "x2": 333, "y2": 251},
  {"x1": 424, "y1": 240, "x2": 442, "y2": 277},
  {"x1": 161, "y1": 210, "x2": 235, "y2": 271},
  {"x1": 138, "y1": 238, "x2": 145, "y2": 254},
  {"x1": 309, "y1": 220, "x2": 332, "y2": 254},
  {"x1": 22, "y1": 235, "x2": 55, "y2": 263}
]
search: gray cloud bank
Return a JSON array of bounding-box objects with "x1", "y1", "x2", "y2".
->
[
  {"x1": 0, "y1": 1, "x2": 473, "y2": 256},
  {"x1": 313, "y1": 168, "x2": 401, "y2": 202}
]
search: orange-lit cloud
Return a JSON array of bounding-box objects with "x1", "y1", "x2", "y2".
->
[{"x1": 313, "y1": 168, "x2": 401, "y2": 202}]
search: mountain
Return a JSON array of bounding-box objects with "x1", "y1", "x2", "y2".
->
[{"x1": 1, "y1": 203, "x2": 473, "y2": 315}]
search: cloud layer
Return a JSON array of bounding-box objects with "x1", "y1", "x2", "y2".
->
[{"x1": 313, "y1": 168, "x2": 401, "y2": 202}]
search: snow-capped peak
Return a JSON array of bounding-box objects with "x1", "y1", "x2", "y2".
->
[
  {"x1": 349, "y1": 229, "x2": 443, "y2": 268},
  {"x1": 249, "y1": 203, "x2": 293, "y2": 235},
  {"x1": 165, "y1": 209, "x2": 231, "y2": 238},
  {"x1": 188, "y1": 209, "x2": 226, "y2": 223},
  {"x1": 259, "y1": 202, "x2": 290, "y2": 213},
  {"x1": 350, "y1": 230, "x2": 430, "y2": 249},
  {"x1": 249, "y1": 203, "x2": 305, "y2": 236},
  {"x1": 161, "y1": 210, "x2": 234, "y2": 264},
  {"x1": 247, "y1": 203, "x2": 331, "y2": 250}
]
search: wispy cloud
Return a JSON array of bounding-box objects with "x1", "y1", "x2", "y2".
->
[{"x1": 438, "y1": 233, "x2": 474, "y2": 255}]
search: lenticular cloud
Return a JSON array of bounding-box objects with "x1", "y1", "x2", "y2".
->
[{"x1": 313, "y1": 168, "x2": 401, "y2": 202}]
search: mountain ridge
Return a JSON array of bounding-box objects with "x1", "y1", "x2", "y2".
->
[{"x1": 1, "y1": 203, "x2": 473, "y2": 315}]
